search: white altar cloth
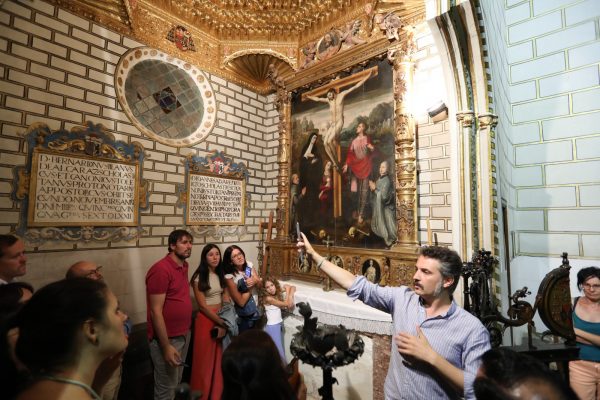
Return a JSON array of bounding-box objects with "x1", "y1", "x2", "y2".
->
[{"x1": 287, "y1": 279, "x2": 393, "y2": 335}]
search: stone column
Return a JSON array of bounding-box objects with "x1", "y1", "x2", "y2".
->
[
  {"x1": 456, "y1": 110, "x2": 476, "y2": 255},
  {"x1": 275, "y1": 88, "x2": 291, "y2": 241},
  {"x1": 390, "y1": 46, "x2": 418, "y2": 246},
  {"x1": 477, "y1": 112, "x2": 499, "y2": 253},
  {"x1": 271, "y1": 77, "x2": 291, "y2": 241}
]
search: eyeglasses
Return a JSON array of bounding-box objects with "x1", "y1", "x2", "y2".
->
[
  {"x1": 86, "y1": 265, "x2": 103, "y2": 277},
  {"x1": 583, "y1": 283, "x2": 600, "y2": 290},
  {"x1": 231, "y1": 253, "x2": 244, "y2": 260}
]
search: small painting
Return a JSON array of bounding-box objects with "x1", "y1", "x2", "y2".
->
[
  {"x1": 362, "y1": 259, "x2": 381, "y2": 283},
  {"x1": 329, "y1": 255, "x2": 344, "y2": 270}
]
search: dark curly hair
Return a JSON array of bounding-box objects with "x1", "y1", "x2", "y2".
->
[
  {"x1": 576, "y1": 266, "x2": 600, "y2": 291},
  {"x1": 419, "y1": 246, "x2": 463, "y2": 295},
  {"x1": 167, "y1": 229, "x2": 193, "y2": 253}
]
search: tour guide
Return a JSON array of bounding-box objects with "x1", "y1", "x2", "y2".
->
[{"x1": 297, "y1": 233, "x2": 490, "y2": 399}]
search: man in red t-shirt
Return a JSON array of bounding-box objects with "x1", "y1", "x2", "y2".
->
[{"x1": 146, "y1": 230, "x2": 193, "y2": 400}]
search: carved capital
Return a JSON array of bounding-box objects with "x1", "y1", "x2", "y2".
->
[
  {"x1": 456, "y1": 110, "x2": 475, "y2": 127},
  {"x1": 478, "y1": 112, "x2": 498, "y2": 129}
]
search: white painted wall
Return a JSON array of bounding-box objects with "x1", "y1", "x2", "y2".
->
[{"x1": 480, "y1": 0, "x2": 600, "y2": 342}]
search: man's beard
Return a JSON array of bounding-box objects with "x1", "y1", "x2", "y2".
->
[
  {"x1": 432, "y1": 280, "x2": 444, "y2": 297},
  {"x1": 174, "y1": 250, "x2": 190, "y2": 261}
]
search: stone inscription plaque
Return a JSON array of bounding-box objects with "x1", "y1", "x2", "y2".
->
[
  {"x1": 186, "y1": 173, "x2": 245, "y2": 225},
  {"x1": 28, "y1": 150, "x2": 139, "y2": 226}
]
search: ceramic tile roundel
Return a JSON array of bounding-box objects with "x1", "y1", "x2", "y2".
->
[{"x1": 115, "y1": 47, "x2": 217, "y2": 147}]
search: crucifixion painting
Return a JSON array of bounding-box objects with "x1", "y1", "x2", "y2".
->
[{"x1": 291, "y1": 60, "x2": 397, "y2": 250}]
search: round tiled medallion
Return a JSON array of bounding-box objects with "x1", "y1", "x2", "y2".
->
[{"x1": 115, "y1": 47, "x2": 216, "y2": 147}]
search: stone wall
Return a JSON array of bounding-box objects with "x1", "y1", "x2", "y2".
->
[{"x1": 413, "y1": 24, "x2": 453, "y2": 247}]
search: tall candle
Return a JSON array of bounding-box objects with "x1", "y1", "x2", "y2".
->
[{"x1": 427, "y1": 219, "x2": 432, "y2": 245}]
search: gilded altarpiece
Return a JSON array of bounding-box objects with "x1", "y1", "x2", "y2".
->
[{"x1": 266, "y1": 35, "x2": 420, "y2": 287}]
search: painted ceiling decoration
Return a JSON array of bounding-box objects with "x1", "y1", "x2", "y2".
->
[{"x1": 45, "y1": 0, "x2": 426, "y2": 93}]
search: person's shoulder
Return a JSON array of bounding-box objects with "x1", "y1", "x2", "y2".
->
[
  {"x1": 150, "y1": 254, "x2": 171, "y2": 267},
  {"x1": 453, "y1": 305, "x2": 488, "y2": 330},
  {"x1": 146, "y1": 255, "x2": 172, "y2": 277}
]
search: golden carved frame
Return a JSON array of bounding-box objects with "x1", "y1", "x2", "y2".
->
[{"x1": 266, "y1": 19, "x2": 421, "y2": 287}]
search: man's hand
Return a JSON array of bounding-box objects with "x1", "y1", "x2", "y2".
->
[
  {"x1": 342, "y1": 164, "x2": 348, "y2": 173},
  {"x1": 395, "y1": 326, "x2": 436, "y2": 365},
  {"x1": 162, "y1": 343, "x2": 182, "y2": 367}
]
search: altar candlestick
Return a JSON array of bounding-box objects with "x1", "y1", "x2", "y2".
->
[{"x1": 427, "y1": 219, "x2": 432, "y2": 245}]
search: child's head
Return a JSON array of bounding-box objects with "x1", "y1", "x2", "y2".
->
[{"x1": 262, "y1": 275, "x2": 282, "y2": 298}]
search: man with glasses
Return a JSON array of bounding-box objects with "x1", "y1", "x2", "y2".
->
[
  {"x1": 66, "y1": 261, "x2": 103, "y2": 280},
  {"x1": 66, "y1": 260, "x2": 129, "y2": 400}
]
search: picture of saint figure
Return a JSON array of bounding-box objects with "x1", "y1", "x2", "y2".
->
[
  {"x1": 289, "y1": 173, "x2": 305, "y2": 236},
  {"x1": 329, "y1": 255, "x2": 344, "y2": 270},
  {"x1": 291, "y1": 59, "x2": 395, "y2": 249},
  {"x1": 343, "y1": 120, "x2": 375, "y2": 224},
  {"x1": 298, "y1": 132, "x2": 322, "y2": 231},
  {"x1": 300, "y1": 256, "x2": 311, "y2": 273},
  {"x1": 319, "y1": 161, "x2": 333, "y2": 218},
  {"x1": 316, "y1": 31, "x2": 341, "y2": 61},
  {"x1": 369, "y1": 160, "x2": 397, "y2": 247},
  {"x1": 362, "y1": 259, "x2": 381, "y2": 283}
]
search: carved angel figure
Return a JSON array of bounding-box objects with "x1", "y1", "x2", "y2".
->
[
  {"x1": 341, "y1": 20, "x2": 366, "y2": 49},
  {"x1": 300, "y1": 41, "x2": 317, "y2": 69},
  {"x1": 374, "y1": 13, "x2": 403, "y2": 41}
]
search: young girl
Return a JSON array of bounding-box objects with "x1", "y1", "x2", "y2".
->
[{"x1": 259, "y1": 275, "x2": 296, "y2": 361}]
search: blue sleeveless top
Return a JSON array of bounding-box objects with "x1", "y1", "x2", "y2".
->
[{"x1": 573, "y1": 301, "x2": 600, "y2": 362}]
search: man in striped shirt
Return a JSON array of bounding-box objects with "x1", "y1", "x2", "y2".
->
[{"x1": 298, "y1": 234, "x2": 490, "y2": 399}]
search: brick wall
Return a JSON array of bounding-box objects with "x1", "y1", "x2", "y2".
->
[
  {"x1": 480, "y1": 0, "x2": 600, "y2": 339},
  {"x1": 0, "y1": 0, "x2": 278, "y2": 321},
  {"x1": 414, "y1": 25, "x2": 453, "y2": 246},
  {"x1": 482, "y1": 0, "x2": 600, "y2": 259},
  {"x1": 507, "y1": 0, "x2": 600, "y2": 258}
]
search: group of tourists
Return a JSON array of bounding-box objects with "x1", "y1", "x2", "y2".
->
[{"x1": 0, "y1": 229, "x2": 598, "y2": 400}]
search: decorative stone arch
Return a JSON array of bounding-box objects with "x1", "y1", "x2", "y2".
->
[{"x1": 425, "y1": 0, "x2": 499, "y2": 258}]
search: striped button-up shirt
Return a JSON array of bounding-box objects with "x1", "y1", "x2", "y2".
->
[{"x1": 348, "y1": 276, "x2": 490, "y2": 400}]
